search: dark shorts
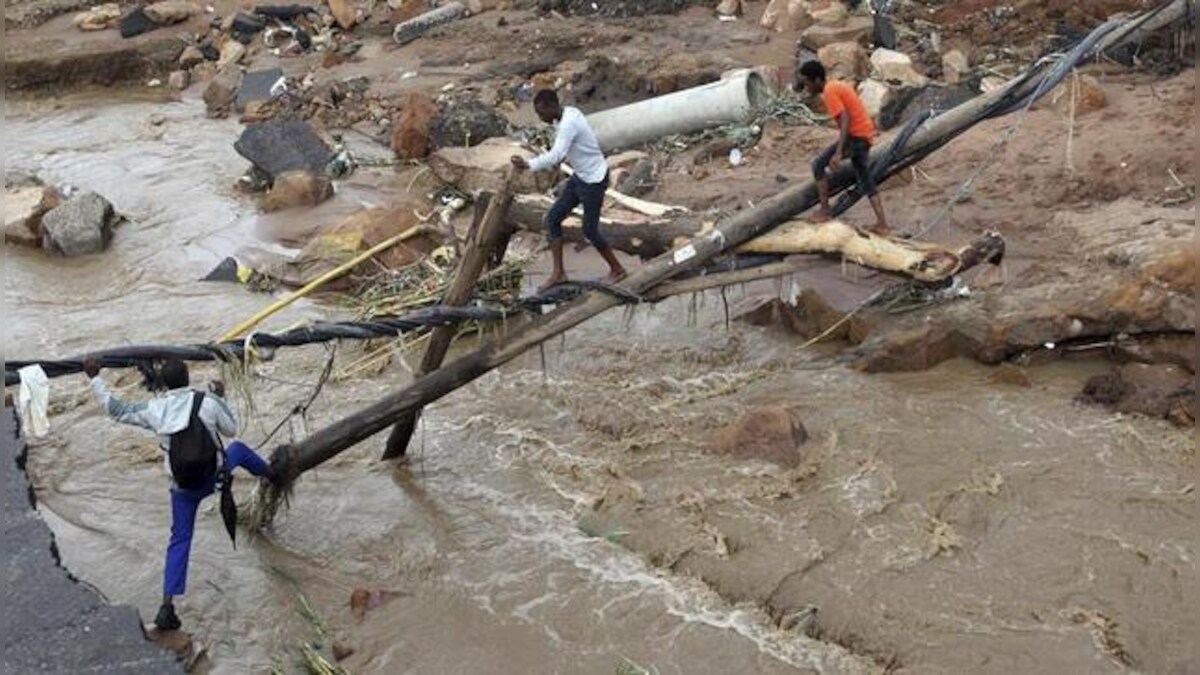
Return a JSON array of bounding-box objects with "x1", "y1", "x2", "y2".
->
[
  {"x1": 544, "y1": 172, "x2": 609, "y2": 248},
  {"x1": 811, "y1": 136, "x2": 876, "y2": 196}
]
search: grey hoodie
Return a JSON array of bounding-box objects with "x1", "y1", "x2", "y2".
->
[{"x1": 91, "y1": 377, "x2": 238, "y2": 482}]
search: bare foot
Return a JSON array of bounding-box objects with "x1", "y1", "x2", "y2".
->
[
  {"x1": 810, "y1": 212, "x2": 832, "y2": 224},
  {"x1": 603, "y1": 267, "x2": 627, "y2": 284},
  {"x1": 537, "y1": 272, "x2": 568, "y2": 293},
  {"x1": 868, "y1": 223, "x2": 890, "y2": 236}
]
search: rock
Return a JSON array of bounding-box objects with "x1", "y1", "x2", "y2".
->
[
  {"x1": 73, "y1": 3, "x2": 121, "y2": 30},
  {"x1": 986, "y1": 363, "x2": 1032, "y2": 388},
  {"x1": 715, "y1": 0, "x2": 742, "y2": 16},
  {"x1": 41, "y1": 192, "x2": 117, "y2": 257},
  {"x1": 428, "y1": 137, "x2": 557, "y2": 195},
  {"x1": 390, "y1": 91, "x2": 440, "y2": 160},
  {"x1": 872, "y1": 11, "x2": 896, "y2": 49},
  {"x1": 235, "y1": 67, "x2": 284, "y2": 112},
  {"x1": 799, "y1": 15, "x2": 872, "y2": 49},
  {"x1": 979, "y1": 75, "x2": 1007, "y2": 93},
  {"x1": 1080, "y1": 363, "x2": 1193, "y2": 424},
  {"x1": 857, "y1": 78, "x2": 894, "y2": 120},
  {"x1": 817, "y1": 41, "x2": 869, "y2": 81},
  {"x1": 178, "y1": 45, "x2": 205, "y2": 68},
  {"x1": 467, "y1": 0, "x2": 501, "y2": 14},
  {"x1": 168, "y1": 70, "x2": 190, "y2": 89},
  {"x1": 203, "y1": 68, "x2": 241, "y2": 116},
  {"x1": 878, "y1": 81, "x2": 975, "y2": 130},
  {"x1": 941, "y1": 49, "x2": 969, "y2": 84},
  {"x1": 428, "y1": 99, "x2": 509, "y2": 150},
  {"x1": 327, "y1": 0, "x2": 357, "y2": 29},
  {"x1": 708, "y1": 405, "x2": 808, "y2": 468},
  {"x1": 118, "y1": 6, "x2": 157, "y2": 37},
  {"x1": 4, "y1": 185, "x2": 61, "y2": 247},
  {"x1": 779, "y1": 287, "x2": 852, "y2": 340},
  {"x1": 809, "y1": 1, "x2": 847, "y2": 26},
  {"x1": 869, "y1": 48, "x2": 929, "y2": 87},
  {"x1": 1049, "y1": 74, "x2": 1107, "y2": 115},
  {"x1": 1112, "y1": 334, "x2": 1195, "y2": 373},
  {"x1": 217, "y1": 39, "x2": 246, "y2": 69},
  {"x1": 760, "y1": 0, "x2": 814, "y2": 32},
  {"x1": 143, "y1": 0, "x2": 195, "y2": 24},
  {"x1": 229, "y1": 12, "x2": 267, "y2": 39},
  {"x1": 234, "y1": 118, "x2": 334, "y2": 180},
  {"x1": 850, "y1": 202, "x2": 1194, "y2": 373},
  {"x1": 615, "y1": 158, "x2": 656, "y2": 197},
  {"x1": 260, "y1": 171, "x2": 334, "y2": 212}
]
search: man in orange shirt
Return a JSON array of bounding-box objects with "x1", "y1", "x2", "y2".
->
[{"x1": 796, "y1": 60, "x2": 889, "y2": 234}]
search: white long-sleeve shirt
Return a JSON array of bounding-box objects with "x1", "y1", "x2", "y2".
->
[
  {"x1": 91, "y1": 377, "x2": 237, "y2": 480},
  {"x1": 527, "y1": 106, "x2": 609, "y2": 184}
]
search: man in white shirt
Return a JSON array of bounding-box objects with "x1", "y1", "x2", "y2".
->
[
  {"x1": 85, "y1": 356, "x2": 274, "y2": 632},
  {"x1": 512, "y1": 89, "x2": 626, "y2": 290}
]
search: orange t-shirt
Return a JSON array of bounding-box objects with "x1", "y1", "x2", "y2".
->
[{"x1": 822, "y1": 80, "x2": 876, "y2": 142}]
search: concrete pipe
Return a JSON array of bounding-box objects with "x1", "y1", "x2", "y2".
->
[
  {"x1": 394, "y1": 2, "x2": 466, "y2": 45},
  {"x1": 586, "y1": 69, "x2": 771, "y2": 152}
]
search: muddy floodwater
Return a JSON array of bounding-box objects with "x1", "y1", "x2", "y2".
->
[{"x1": 6, "y1": 94, "x2": 1195, "y2": 674}]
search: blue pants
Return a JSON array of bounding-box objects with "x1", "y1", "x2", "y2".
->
[
  {"x1": 544, "y1": 173, "x2": 610, "y2": 249},
  {"x1": 164, "y1": 440, "x2": 270, "y2": 597}
]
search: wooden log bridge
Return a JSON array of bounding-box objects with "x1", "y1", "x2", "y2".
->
[{"x1": 262, "y1": 0, "x2": 1190, "y2": 486}]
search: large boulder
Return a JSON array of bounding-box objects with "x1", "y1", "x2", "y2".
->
[
  {"x1": 869, "y1": 48, "x2": 929, "y2": 87},
  {"x1": 708, "y1": 405, "x2": 809, "y2": 468},
  {"x1": 857, "y1": 78, "x2": 894, "y2": 121},
  {"x1": 428, "y1": 137, "x2": 557, "y2": 194},
  {"x1": 234, "y1": 118, "x2": 334, "y2": 180},
  {"x1": 390, "y1": 91, "x2": 440, "y2": 160},
  {"x1": 799, "y1": 15, "x2": 873, "y2": 49},
  {"x1": 260, "y1": 171, "x2": 334, "y2": 212},
  {"x1": 41, "y1": 192, "x2": 117, "y2": 256},
  {"x1": 817, "y1": 41, "x2": 869, "y2": 81},
  {"x1": 429, "y1": 100, "x2": 509, "y2": 150}
]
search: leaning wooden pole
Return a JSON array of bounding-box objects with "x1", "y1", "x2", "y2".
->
[
  {"x1": 381, "y1": 174, "x2": 516, "y2": 459},
  {"x1": 266, "y1": 0, "x2": 1189, "y2": 484}
]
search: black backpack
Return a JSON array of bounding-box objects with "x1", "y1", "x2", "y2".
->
[{"x1": 168, "y1": 392, "x2": 221, "y2": 490}]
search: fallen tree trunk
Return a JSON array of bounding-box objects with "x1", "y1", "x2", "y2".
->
[
  {"x1": 509, "y1": 197, "x2": 1003, "y2": 283},
  {"x1": 266, "y1": 1, "x2": 1189, "y2": 484},
  {"x1": 381, "y1": 180, "x2": 515, "y2": 459}
]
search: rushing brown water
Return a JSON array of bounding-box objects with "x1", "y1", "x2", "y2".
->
[{"x1": 6, "y1": 94, "x2": 1195, "y2": 674}]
